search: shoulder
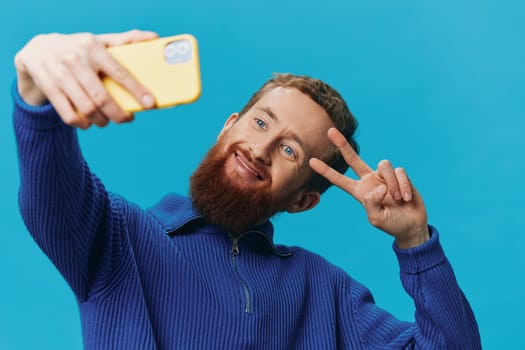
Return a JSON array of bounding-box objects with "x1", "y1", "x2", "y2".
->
[
  {"x1": 107, "y1": 192, "x2": 169, "y2": 234},
  {"x1": 145, "y1": 193, "x2": 201, "y2": 232}
]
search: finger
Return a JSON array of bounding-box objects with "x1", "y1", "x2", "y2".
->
[
  {"x1": 395, "y1": 167, "x2": 412, "y2": 201},
  {"x1": 86, "y1": 111, "x2": 110, "y2": 127},
  {"x1": 17, "y1": 56, "x2": 50, "y2": 105},
  {"x1": 309, "y1": 157, "x2": 359, "y2": 199},
  {"x1": 377, "y1": 160, "x2": 402, "y2": 201},
  {"x1": 33, "y1": 60, "x2": 91, "y2": 128},
  {"x1": 48, "y1": 92, "x2": 91, "y2": 129},
  {"x1": 96, "y1": 30, "x2": 159, "y2": 47},
  {"x1": 50, "y1": 58, "x2": 105, "y2": 121},
  {"x1": 327, "y1": 128, "x2": 372, "y2": 178},
  {"x1": 63, "y1": 52, "x2": 134, "y2": 123},
  {"x1": 89, "y1": 44, "x2": 155, "y2": 109},
  {"x1": 363, "y1": 184, "x2": 387, "y2": 227}
]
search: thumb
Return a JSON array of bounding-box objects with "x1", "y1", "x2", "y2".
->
[
  {"x1": 362, "y1": 184, "x2": 387, "y2": 223},
  {"x1": 96, "y1": 30, "x2": 159, "y2": 48}
]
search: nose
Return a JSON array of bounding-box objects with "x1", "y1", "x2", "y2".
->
[{"x1": 249, "y1": 142, "x2": 271, "y2": 166}]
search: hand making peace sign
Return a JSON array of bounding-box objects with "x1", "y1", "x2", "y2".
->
[{"x1": 309, "y1": 128, "x2": 430, "y2": 249}]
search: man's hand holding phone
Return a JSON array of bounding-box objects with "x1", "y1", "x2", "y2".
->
[{"x1": 14, "y1": 30, "x2": 158, "y2": 129}]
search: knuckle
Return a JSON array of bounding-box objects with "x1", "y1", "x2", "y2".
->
[
  {"x1": 75, "y1": 121, "x2": 87, "y2": 129},
  {"x1": 51, "y1": 70, "x2": 67, "y2": 85},
  {"x1": 61, "y1": 113, "x2": 78, "y2": 126},
  {"x1": 38, "y1": 79, "x2": 55, "y2": 94},
  {"x1": 61, "y1": 51, "x2": 81, "y2": 65},
  {"x1": 98, "y1": 118, "x2": 110, "y2": 127},
  {"x1": 345, "y1": 150, "x2": 359, "y2": 162},
  {"x1": 78, "y1": 121, "x2": 92, "y2": 130},
  {"x1": 79, "y1": 33, "x2": 98, "y2": 49},
  {"x1": 74, "y1": 115, "x2": 92, "y2": 129},
  {"x1": 112, "y1": 114, "x2": 125, "y2": 123},
  {"x1": 30, "y1": 34, "x2": 43, "y2": 42},
  {"x1": 30, "y1": 33, "x2": 46, "y2": 44},
  {"x1": 110, "y1": 63, "x2": 129, "y2": 81},
  {"x1": 89, "y1": 114, "x2": 105, "y2": 127},
  {"x1": 29, "y1": 33, "x2": 57, "y2": 47},
  {"x1": 92, "y1": 89, "x2": 111, "y2": 108},
  {"x1": 78, "y1": 103, "x2": 97, "y2": 118},
  {"x1": 114, "y1": 113, "x2": 134, "y2": 124},
  {"x1": 64, "y1": 114, "x2": 88, "y2": 128}
]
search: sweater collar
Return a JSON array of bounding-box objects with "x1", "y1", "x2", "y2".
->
[{"x1": 147, "y1": 193, "x2": 292, "y2": 257}]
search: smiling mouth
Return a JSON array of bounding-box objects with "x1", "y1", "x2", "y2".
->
[{"x1": 234, "y1": 151, "x2": 265, "y2": 181}]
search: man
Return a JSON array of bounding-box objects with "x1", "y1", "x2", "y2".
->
[{"x1": 13, "y1": 30, "x2": 480, "y2": 349}]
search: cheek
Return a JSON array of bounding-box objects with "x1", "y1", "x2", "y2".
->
[
  {"x1": 269, "y1": 160, "x2": 302, "y2": 189},
  {"x1": 219, "y1": 131, "x2": 251, "y2": 150}
]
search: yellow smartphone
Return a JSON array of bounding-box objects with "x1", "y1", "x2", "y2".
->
[{"x1": 103, "y1": 34, "x2": 201, "y2": 112}]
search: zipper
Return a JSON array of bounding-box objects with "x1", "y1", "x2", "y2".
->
[{"x1": 231, "y1": 237, "x2": 251, "y2": 313}]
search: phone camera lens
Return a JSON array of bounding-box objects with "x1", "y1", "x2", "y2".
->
[
  {"x1": 164, "y1": 39, "x2": 192, "y2": 65},
  {"x1": 164, "y1": 45, "x2": 175, "y2": 57},
  {"x1": 176, "y1": 41, "x2": 190, "y2": 55}
]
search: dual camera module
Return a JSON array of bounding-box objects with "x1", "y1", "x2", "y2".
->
[{"x1": 164, "y1": 39, "x2": 193, "y2": 65}]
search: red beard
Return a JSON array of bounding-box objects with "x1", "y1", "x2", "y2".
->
[{"x1": 190, "y1": 142, "x2": 293, "y2": 237}]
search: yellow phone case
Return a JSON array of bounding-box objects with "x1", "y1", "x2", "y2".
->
[{"x1": 103, "y1": 34, "x2": 201, "y2": 112}]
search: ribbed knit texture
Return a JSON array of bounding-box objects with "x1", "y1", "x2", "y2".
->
[{"x1": 13, "y1": 84, "x2": 481, "y2": 349}]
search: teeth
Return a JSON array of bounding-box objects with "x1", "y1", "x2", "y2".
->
[{"x1": 236, "y1": 152, "x2": 263, "y2": 180}]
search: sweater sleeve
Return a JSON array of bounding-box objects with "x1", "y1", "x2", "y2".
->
[
  {"x1": 393, "y1": 226, "x2": 481, "y2": 348},
  {"x1": 13, "y1": 82, "x2": 127, "y2": 302},
  {"x1": 344, "y1": 227, "x2": 481, "y2": 349}
]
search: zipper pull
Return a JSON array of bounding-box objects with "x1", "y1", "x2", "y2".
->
[{"x1": 231, "y1": 239, "x2": 240, "y2": 256}]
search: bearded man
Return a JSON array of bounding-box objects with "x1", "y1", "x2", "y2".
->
[{"x1": 13, "y1": 30, "x2": 480, "y2": 349}]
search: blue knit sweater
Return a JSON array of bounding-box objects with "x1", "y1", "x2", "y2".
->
[{"x1": 13, "y1": 86, "x2": 481, "y2": 349}]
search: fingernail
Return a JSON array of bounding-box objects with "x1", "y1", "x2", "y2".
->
[
  {"x1": 142, "y1": 94, "x2": 154, "y2": 108},
  {"x1": 394, "y1": 191, "x2": 402, "y2": 201},
  {"x1": 403, "y1": 191, "x2": 412, "y2": 201}
]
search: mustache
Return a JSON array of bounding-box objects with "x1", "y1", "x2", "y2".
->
[{"x1": 226, "y1": 143, "x2": 271, "y2": 183}]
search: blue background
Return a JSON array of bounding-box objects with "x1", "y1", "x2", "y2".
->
[{"x1": 1, "y1": 0, "x2": 524, "y2": 348}]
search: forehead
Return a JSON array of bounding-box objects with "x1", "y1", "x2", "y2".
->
[{"x1": 251, "y1": 87, "x2": 334, "y2": 157}]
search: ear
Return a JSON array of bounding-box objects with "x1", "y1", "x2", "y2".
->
[
  {"x1": 218, "y1": 113, "x2": 239, "y2": 140},
  {"x1": 286, "y1": 191, "x2": 321, "y2": 213}
]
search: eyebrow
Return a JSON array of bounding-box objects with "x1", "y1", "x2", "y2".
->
[
  {"x1": 255, "y1": 105, "x2": 308, "y2": 158},
  {"x1": 258, "y1": 105, "x2": 278, "y2": 122}
]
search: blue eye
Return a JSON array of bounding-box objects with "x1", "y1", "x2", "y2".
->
[
  {"x1": 283, "y1": 145, "x2": 295, "y2": 157},
  {"x1": 255, "y1": 119, "x2": 266, "y2": 129}
]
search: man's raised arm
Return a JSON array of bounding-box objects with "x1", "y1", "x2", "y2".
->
[{"x1": 13, "y1": 30, "x2": 156, "y2": 300}]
